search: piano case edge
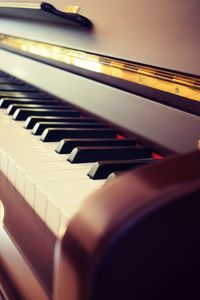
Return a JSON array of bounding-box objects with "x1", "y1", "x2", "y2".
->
[{"x1": 54, "y1": 151, "x2": 200, "y2": 300}]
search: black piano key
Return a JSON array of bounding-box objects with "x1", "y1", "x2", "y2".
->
[
  {"x1": 24, "y1": 116, "x2": 94, "y2": 129},
  {"x1": 0, "y1": 72, "x2": 12, "y2": 78},
  {"x1": 68, "y1": 146, "x2": 152, "y2": 163},
  {"x1": 0, "y1": 78, "x2": 24, "y2": 84},
  {"x1": 41, "y1": 128, "x2": 117, "y2": 142},
  {"x1": 32, "y1": 122, "x2": 106, "y2": 135},
  {"x1": 12, "y1": 108, "x2": 80, "y2": 120},
  {"x1": 88, "y1": 158, "x2": 154, "y2": 179},
  {"x1": 7, "y1": 104, "x2": 70, "y2": 115},
  {"x1": 0, "y1": 70, "x2": 12, "y2": 78},
  {"x1": 0, "y1": 84, "x2": 37, "y2": 92},
  {"x1": 0, "y1": 92, "x2": 51, "y2": 99},
  {"x1": 56, "y1": 138, "x2": 137, "y2": 154},
  {"x1": 0, "y1": 98, "x2": 59, "y2": 108}
]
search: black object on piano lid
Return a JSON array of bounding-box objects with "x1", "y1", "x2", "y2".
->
[
  {"x1": 56, "y1": 138, "x2": 137, "y2": 154},
  {"x1": 24, "y1": 116, "x2": 95, "y2": 129},
  {"x1": 88, "y1": 158, "x2": 154, "y2": 180},
  {"x1": 0, "y1": 2, "x2": 92, "y2": 28}
]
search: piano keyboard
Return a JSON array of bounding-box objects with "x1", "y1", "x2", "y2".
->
[{"x1": 0, "y1": 70, "x2": 154, "y2": 236}]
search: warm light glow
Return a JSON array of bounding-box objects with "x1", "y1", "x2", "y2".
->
[
  {"x1": 73, "y1": 57, "x2": 102, "y2": 72},
  {"x1": 0, "y1": 33, "x2": 200, "y2": 102},
  {"x1": 63, "y1": 5, "x2": 80, "y2": 14}
]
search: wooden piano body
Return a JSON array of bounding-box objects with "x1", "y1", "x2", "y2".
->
[{"x1": 0, "y1": 0, "x2": 200, "y2": 299}]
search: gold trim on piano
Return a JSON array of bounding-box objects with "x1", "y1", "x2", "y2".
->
[
  {"x1": 0, "y1": 2, "x2": 40, "y2": 9},
  {"x1": 63, "y1": 5, "x2": 80, "y2": 13},
  {"x1": 0, "y1": 33, "x2": 200, "y2": 102}
]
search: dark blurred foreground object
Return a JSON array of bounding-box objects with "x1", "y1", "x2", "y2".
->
[{"x1": 54, "y1": 151, "x2": 200, "y2": 300}]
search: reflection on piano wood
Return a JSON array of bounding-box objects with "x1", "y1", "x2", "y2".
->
[{"x1": 0, "y1": 0, "x2": 200, "y2": 299}]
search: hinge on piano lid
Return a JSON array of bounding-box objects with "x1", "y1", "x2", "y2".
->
[{"x1": 63, "y1": 5, "x2": 80, "y2": 14}]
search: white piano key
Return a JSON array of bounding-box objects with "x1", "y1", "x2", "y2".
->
[
  {"x1": 18, "y1": 161, "x2": 70, "y2": 175},
  {"x1": 0, "y1": 146, "x2": 40, "y2": 175},
  {"x1": 23, "y1": 163, "x2": 93, "y2": 205},
  {"x1": 34, "y1": 179, "x2": 105, "y2": 234},
  {"x1": 24, "y1": 175, "x2": 37, "y2": 207},
  {"x1": 59, "y1": 206, "x2": 80, "y2": 236},
  {"x1": 0, "y1": 101, "x2": 107, "y2": 237},
  {"x1": 0, "y1": 139, "x2": 58, "y2": 153},
  {"x1": 34, "y1": 185, "x2": 48, "y2": 220},
  {"x1": 7, "y1": 152, "x2": 65, "y2": 184},
  {"x1": 22, "y1": 162, "x2": 72, "y2": 206},
  {"x1": 48, "y1": 204, "x2": 79, "y2": 236},
  {"x1": 0, "y1": 149, "x2": 9, "y2": 175}
]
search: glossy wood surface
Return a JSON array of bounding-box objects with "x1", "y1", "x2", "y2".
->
[
  {"x1": 0, "y1": 171, "x2": 56, "y2": 299},
  {"x1": 0, "y1": 269, "x2": 16, "y2": 300},
  {"x1": 54, "y1": 151, "x2": 200, "y2": 300}
]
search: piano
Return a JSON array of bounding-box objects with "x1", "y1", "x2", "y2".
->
[{"x1": 0, "y1": 1, "x2": 200, "y2": 299}]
